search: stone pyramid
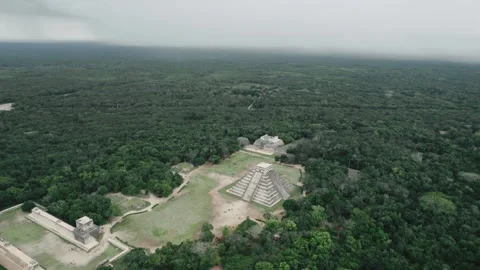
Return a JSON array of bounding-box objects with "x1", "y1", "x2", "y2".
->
[{"x1": 227, "y1": 162, "x2": 294, "y2": 207}]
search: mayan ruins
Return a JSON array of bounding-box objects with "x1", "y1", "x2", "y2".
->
[
  {"x1": 27, "y1": 207, "x2": 100, "y2": 252},
  {"x1": 0, "y1": 238, "x2": 44, "y2": 270},
  {"x1": 245, "y1": 134, "x2": 285, "y2": 155},
  {"x1": 227, "y1": 162, "x2": 294, "y2": 207}
]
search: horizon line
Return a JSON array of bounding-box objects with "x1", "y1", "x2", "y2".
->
[{"x1": 1, "y1": 40, "x2": 479, "y2": 65}]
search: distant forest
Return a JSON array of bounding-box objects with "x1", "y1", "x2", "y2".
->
[{"x1": 1, "y1": 43, "x2": 479, "y2": 269}]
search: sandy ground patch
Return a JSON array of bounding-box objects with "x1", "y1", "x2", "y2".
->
[
  {"x1": 18, "y1": 232, "x2": 115, "y2": 267},
  {"x1": 208, "y1": 172, "x2": 264, "y2": 236},
  {"x1": 0, "y1": 103, "x2": 13, "y2": 111}
]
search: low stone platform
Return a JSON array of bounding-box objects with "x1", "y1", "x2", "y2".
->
[{"x1": 0, "y1": 238, "x2": 44, "y2": 270}]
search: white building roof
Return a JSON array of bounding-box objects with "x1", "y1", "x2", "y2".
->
[
  {"x1": 257, "y1": 162, "x2": 273, "y2": 169},
  {"x1": 76, "y1": 216, "x2": 92, "y2": 225}
]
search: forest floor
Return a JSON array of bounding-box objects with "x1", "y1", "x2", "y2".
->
[
  {"x1": 0, "y1": 208, "x2": 121, "y2": 270},
  {"x1": 110, "y1": 151, "x2": 302, "y2": 251}
]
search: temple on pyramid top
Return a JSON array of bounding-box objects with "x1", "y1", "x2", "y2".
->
[{"x1": 227, "y1": 162, "x2": 294, "y2": 207}]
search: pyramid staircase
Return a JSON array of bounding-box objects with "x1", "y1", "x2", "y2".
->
[{"x1": 227, "y1": 162, "x2": 294, "y2": 207}]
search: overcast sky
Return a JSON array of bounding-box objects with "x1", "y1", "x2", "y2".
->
[{"x1": 1, "y1": 0, "x2": 479, "y2": 61}]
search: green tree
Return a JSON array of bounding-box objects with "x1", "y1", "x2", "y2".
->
[
  {"x1": 21, "y1": 200, "x2": 36, "y2": 212},
  {"x1": 255, "y1": 261, "x2": 274, "y2": 270}
]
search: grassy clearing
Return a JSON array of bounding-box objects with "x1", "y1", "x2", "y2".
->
[
  {"x1": 207, "y1": 151, "x2": 274, "y2": 176},
  {"x1": 0, "y1": 208, "x2": 47, "y2": 244},
  {"x1": 112, "y1": 151, "x2": 302, "y2": 248},
  {"x1": 36, "y1": 245, "x2": 119, "y2": 270},
  {"x1": 118, "y1": 198, "x2": 150, "y2": 214},
  {"x1": 108, "y1": 194, "x2": 128, "y2": 205},
  {"x1": 273, "y1": 164, "x2": 302, "y2": 184},
  {"x1": 108, "y1": 194, "x2": 151, "y2": 215},
  {"x1": 113, "y1": 174, "x2": 216, "y2": 246}
]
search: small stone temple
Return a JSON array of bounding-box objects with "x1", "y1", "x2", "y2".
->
[
  {"x1": 227, "y1": 162, "x2": 294, "y2": 207},
  {"x1": 28, "y1": 207, "x2": 100, "y2": 252},
  {"x1": 73, "y1": 216, "x2": 100, "y2": 245},
  {"x1": 253, "y1": 134, "x2": 285, "y2": 152}
]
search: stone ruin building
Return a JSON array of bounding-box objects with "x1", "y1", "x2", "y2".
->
[
  {"x1": 253, "y1": 134, "x2": 285, "y2": 152},
  {"x1": 27, "y1": 207, "x2": 100, "y2": 252},
  {"x1": 74, "y1": 216, "x2": 100, "y2": 245},
  {"x1": 0, "y1": 238, "x2": 44, "y2": 270},
  {"x1": 227, "y1": 162, "x2": 294, "y2": 207}
]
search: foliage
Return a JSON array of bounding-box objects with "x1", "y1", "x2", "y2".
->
[
  {"x1": 21, "y1": 200, "x2": 35, "y2": 212},
  {"x1": 199, "y1": 223, "x2": 215, "y2": 242},
  {"x1": 419, "y1": 192, "x2": 457, "y2": 215},
  {"x1": 0, "y1": 44, "x2": 479, "y2": 269}
]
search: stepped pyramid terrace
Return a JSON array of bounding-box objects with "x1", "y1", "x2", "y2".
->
[{"x1": 227, "y1": 162, "x2": 294, "y2": 207}]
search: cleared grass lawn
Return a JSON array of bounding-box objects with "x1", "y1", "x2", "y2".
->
[
  {"x1": 111, "y1": 151, "x2": 302, "y2": 248},
  {"x1": 108, "y1": 194, "x2": 151, "y2": 215},
  {"x1": 272, "y1": 164, "x2": 302, "y2": 184},
  {"x1": 108, "y1": 194, "x2": 128, "y2": 205},
  {"x1": 113, "y1": 174, "x2": 216, "y2": 247},
  {"x1": 207, "y1": 151, "x2": 275, "y2": 176},
  {"x1": 0, "y1": 208, "x2": 47, "y2": 244},
  {"x1": 35, "y1": 245, "x2": 119, "y2": 270},
  {"x1": 119, "y1": 198, "x2": 150, "y2": 214}
]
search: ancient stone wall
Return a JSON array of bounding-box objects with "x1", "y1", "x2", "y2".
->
[
  {"x1": 0, "y1": 239, "x2": 44, "y2": 270},
  {"x1": 28, "y1": 208, "x2": 74, "y2": 239}
]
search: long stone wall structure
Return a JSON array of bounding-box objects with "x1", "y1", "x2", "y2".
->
[
  {"x1": 0, "y1": 238, "x2": 44, "y2": 270},
  {"x1": 27, "y1": 208, "x2": 99, "y2": 252}
]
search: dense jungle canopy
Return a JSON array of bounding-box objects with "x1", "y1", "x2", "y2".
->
[{"x1": 1, "y1": 43, "x2": 479, "y2": 269}]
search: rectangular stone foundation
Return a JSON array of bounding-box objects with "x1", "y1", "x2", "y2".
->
[{"x1": 0, "y1": 238, "x2": 44, "y2": 270}]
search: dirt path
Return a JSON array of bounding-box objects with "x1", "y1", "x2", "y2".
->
[{"x1": 247, "y1": 100, "x2": 256, "y2": 110}]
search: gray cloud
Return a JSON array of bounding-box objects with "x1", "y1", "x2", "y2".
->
[
  {"x1": 0, "y1": 0, "x2": 83, "y2": 19},
  {"x1": 1, "y1": 0, "x2": 479, "y2": 62},
  {"x1": 0, "y1": 0, "x2": 94, "y2": 41}
]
